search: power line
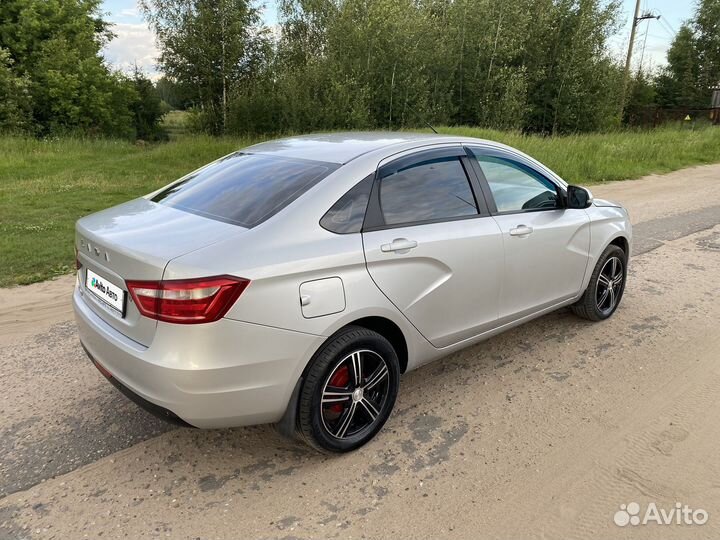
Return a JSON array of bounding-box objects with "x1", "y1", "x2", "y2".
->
[
  {"x1": 638, "y1": 0, "x2": 649, "y2": 72},
  {"x1": 655, "y1": 21, "x2": 676, "y2": 39},
  {"x1": 659, "y1": 14, "x2": 677, "y2": 36},
  {"x1": 638, "y1": 17, "x2": 650, "y2": 73},
  {"x1": 658, "y1": 18, "x2": 676, "y2": 38}
]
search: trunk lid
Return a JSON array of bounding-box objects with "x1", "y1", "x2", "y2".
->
[{"x1": 76, "y1": 198, "x2": 247, "y2": 346}]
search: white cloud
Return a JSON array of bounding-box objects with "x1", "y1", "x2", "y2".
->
[
  {"x1": 118, "y1": 7, "x2": 139, "y2": 18},
  {"x1": 608, "y1": 34, "x2": 669, "y2": 73},
  {"x1": 102, "y1": 22, "x2": 161, "y2": 79}
]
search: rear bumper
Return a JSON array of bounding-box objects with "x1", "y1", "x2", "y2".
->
[
  {"x1": 73, "y1": 286, "x2": 324, "y2": 428},
  {"x1": 81, "y1": 342, "x2": 193, "y2": 427}
]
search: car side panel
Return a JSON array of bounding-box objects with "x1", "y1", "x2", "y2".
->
[
  {"x1": 363, "y1": 218, "x2": 504, "y2": 348},
  {"x1": 492, "y1": 209, "x2": 591, "y2": 319},
  {"x1": 163, "y1": 222, "x2": 441, "y2": 372}
]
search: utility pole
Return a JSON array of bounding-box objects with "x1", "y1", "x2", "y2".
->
[{"x1": 618, "y1": 0, "x2": 661, "y2": 121}]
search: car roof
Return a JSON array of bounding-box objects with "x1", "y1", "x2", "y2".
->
[{"x1": 243, "y1": 132, "x2": 474, "y2": 165}]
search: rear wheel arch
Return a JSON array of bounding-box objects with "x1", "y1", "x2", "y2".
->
[
  {"x1": 302, "y1": 316, "x2": 407, "y2": 376},
  {"x1": 276, "y1": 316, "x2": 409, "y2": 440},
  {"x1": 344, "y1": 316, "x2": 408, "y2": 374}
]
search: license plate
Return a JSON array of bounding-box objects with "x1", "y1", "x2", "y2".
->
[{"x1": 86, "y1": 269, "x2": 126, "y2": 316}]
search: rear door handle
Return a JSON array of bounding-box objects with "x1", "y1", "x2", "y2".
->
[
  {"x1": 509, "y1": 225, "x2": 533, "y2": 237},
  {"x1": 381, "y1": 238, "x2": 418, "y2": 253}
]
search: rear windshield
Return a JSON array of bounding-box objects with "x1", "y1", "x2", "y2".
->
[{"x1": 151, "y1": 153, "x2": 338, "y2": 228}]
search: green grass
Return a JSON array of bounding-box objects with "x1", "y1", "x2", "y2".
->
[
  {"x1": 161, "y1": 110, "x2": 191, "y2": 139},
  {"x1": 1, "y1": 125, "x2": 719, "y2": 287},
  {"x1": 0, "y1": 134, "x2": 264, "y2": 287},
  {"x1": 438, "y1": 125, "x2": 720, "y2": 184}
]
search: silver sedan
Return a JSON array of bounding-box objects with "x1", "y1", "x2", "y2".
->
[{"x1": 73, "y1": 133, "x2": 632, "y2": 452}]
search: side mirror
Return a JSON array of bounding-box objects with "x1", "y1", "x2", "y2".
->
[{"x1": 566, "y1": 185, "x2": 593, "y2": 209}]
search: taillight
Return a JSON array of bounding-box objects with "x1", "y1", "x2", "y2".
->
[{"x1": 126, "y1": 276, "x2": 250, "y2": 324}]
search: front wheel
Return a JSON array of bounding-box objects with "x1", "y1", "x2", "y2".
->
[
  {"x1": 572, "y1": 244, "x2": 627, "y2": 321},
  {"x1": 298, "y1": 326, "x2": 400, "y2": 453}
]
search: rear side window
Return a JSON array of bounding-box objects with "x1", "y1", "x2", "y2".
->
[
  {"x1": 320, "y1": 174, "x2": 373, "y2": 234},
  {"x1": 152, "y1": 153, "x2": 338, "y2": 228},
  {"x1": 379, "y1": 157, "x2": 478, "y2": 226}
]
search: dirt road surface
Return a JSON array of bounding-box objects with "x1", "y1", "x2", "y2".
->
[{"x1": 1, "y1": 164, "x2": 719, "y2": 539}]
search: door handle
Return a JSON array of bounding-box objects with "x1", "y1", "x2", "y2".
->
[
  {"x1": 509, "y1": 225, "x2": 533, "y2": 237},
  {"x1": 381, "y1": 238, "x2": 418, "y2": 253}
]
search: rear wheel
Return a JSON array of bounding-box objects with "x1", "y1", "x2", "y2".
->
[
  {"x1": 298, "y1": 326, "x2": 400, "y2": 453},
  {"x1": 572, "y1": 244, "x2": 627, "y2": 321}
]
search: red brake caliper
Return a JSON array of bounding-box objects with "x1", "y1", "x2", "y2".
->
[{"x1": 328, "y1": 365, "x2": 350, "y2": 414}]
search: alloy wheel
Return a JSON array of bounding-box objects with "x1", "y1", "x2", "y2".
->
[
  {"x1": 320, "y1": 350, "x2": 390, "y2": 439},
  {"x1": 596, "y1": 256, "x2": 624, "y2": 315}
]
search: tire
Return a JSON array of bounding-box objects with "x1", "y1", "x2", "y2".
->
[
  {"x1": 571, "y1": 244, "x2": 627, "y2": 322},
  {"x1": 297, "y1": 326, "x2": 400, "y2": 453}
]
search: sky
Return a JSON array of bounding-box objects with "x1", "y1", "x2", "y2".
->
[
  {"x1": 101, "y1": 0, "x2": 694, "y2": 80},
  {"x1": 100, "y1": 0, "x2": 280, "y2": 78},
  {"x1": 608, "y1": 0, "x2": 693, "y2": 72}
]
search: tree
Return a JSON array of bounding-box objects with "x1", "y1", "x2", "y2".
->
[
  {"x1": 0, "y1": 48, "x2": 31, "y2": 132},
  {"x1": 694, "y1": 0, "x2": 720, "y2": 97},
  {"x1": 655, "y1": 0, "x2": 720, "y2": 109},
  {"x1": 624, "y1": 70, "x2": 657, "y2": 124},
  {"x1": 131, "y1": 68, "x2": 168, "y2": 141},
  {"x1": 229, "y1": 0, "x2": 623, "y2": 135},
  {"x1": 140, "y1": 0, "x2": 272, "y2": 134},
  {"x1": 155, "y1": 75, "x2": 194, "y2": 110},
  {"x1": 655, "y1": 25, "x2": 703, "y2": 108},
  {"x1": 0, "y1": 0, "x2": 138, "y2": 137},
  {"x1": 520, "y1": 0, "x2": 622, "y2": 133}
]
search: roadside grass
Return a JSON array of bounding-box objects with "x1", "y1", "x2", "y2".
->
[
  {"x1": 1, "y1": 125, "x2": 719, "y2": 287},
  {"x1": 0, "y1": 135, "x2": 264, "y2": 287},
  {"x1": 161, "y1": 110, "x2": 191, "y2": 139},
  {"x1": 438, "y1": 125, "x2": 720, "y2": 184}
]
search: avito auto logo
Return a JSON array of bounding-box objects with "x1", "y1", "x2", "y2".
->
[{"x1": 91, "y1": 277, "x2": 119, "y2": 302}]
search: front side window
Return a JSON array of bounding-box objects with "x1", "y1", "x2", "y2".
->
[
  {"x1": 472, "y1": 154, "x2": 559, "y2": 213},
  {"x1": 379, "y1": 157, "x2": 478, "y2": 227},
  {"x1": 152, "y1": 153, "x2": 338, "y2": 228}
]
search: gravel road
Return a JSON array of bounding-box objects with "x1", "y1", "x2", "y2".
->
[{"x1": 1, "y1": 164, "x2": 719, "y2": 539}]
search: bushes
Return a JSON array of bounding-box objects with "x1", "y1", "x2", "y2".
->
[
  {"x1": 215, "y1": 0, "x2": 625, "y2": 136},
  {"x1": 0, "y1": 48, "x2": 32, "y2": 133},
  {"x1": 130, "y1": 70, "x2": 168, "y2": 142},
  {"x1": 0, "y1": 0, "x2": 165, "y2": 140}
]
